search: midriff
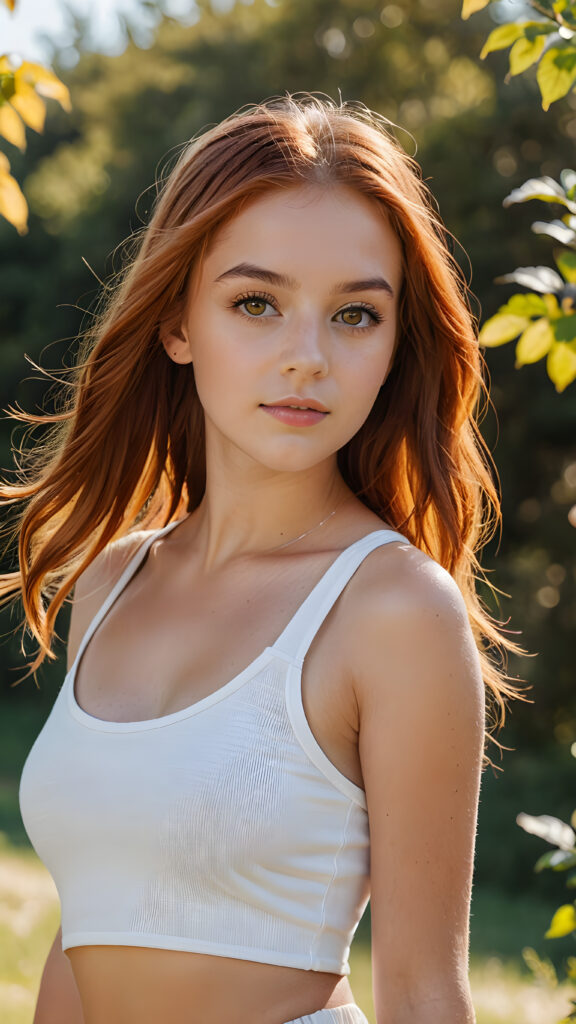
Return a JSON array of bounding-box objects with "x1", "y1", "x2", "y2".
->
[{"x1": 66, "y1": 946, "x2": 356, "y2": 1024}]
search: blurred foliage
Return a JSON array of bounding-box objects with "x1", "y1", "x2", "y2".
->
[
  {"x1": 0, "y1": 0, "x2": 574, "y2": 802},
  {"x1": 515, "y1": 803, "x2": 576, "y2": 1019},
  {"x1": 0, "y1": 0, "x2": 71, "y2": 232}
]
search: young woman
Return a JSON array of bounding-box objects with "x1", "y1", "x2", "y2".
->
[{"x1": 4, "y1": 94, "x2": 527, "y2": 1024}]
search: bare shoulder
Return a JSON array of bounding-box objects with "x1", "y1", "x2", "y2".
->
[
  {"x1": 66, "y1": 529, "x2": 154, "y2": 669},
  {"x1": 342, "y1": 536, "x2": 484, "y2": 715}
]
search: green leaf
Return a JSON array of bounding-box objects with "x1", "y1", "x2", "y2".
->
[
  {"x1": 525, "y1": 21, "x2": 561, "y2": 41},
  {"x1": 565, "y1": 872, "x2": 576, "y2": 888},
  {"x1": 535, "y1": 849, "x2": 570, "y2": 872},
  {"x1": 480, "y1": 23, "x2": 528, "y2": 58},
  {"x1": 545, "y1": 903, "x2": 576, "y2": 938},
  {"x1": 516, "y1": 317, "x2": 555, "y2": 365},
  {"x1": 479, "y1": 313, "x2": 529, "y2": 347},
  {"x1": 509, "y1": 34, "x2": 548, "y2": 76},
  {"x1": 498, "y1": 292, "x2": 548, "y2": 317},
  {"x1": 553, "y1": 313, "x2": 576, "y2": 341},
  {"x1": 555, "y1": 250, "x2": 576, "y2": 282},
  {"x1": 547, "y1": 341, "x2": 576, "y2": 391},
  {"x1": 462, "y1": 0, "x2": 491, "y2": 20},
  {"x1": 0, "y1": 71, "x2": 15, "y2": 103},
  {"x1": 537, "y1": 46, "x2": 576, "y2": 111},
  {"x1": 551, "y1": 850, "x2": 576, "y2": 870}
]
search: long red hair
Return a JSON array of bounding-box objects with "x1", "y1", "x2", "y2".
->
[{"x1": 0, "y1": 94, "x2": 530, "y2": 768}]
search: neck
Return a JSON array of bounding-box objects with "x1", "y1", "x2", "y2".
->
[{"x1": 181, "y1": 479, "x2": 355, "y2": 571}]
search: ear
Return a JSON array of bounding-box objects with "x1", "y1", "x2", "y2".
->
[{"x1": 159, "y1": 307, "x2": 193, "y2": 366}]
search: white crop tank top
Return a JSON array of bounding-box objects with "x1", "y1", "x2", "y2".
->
[{"x1": 19, "y1": 520, "x2": 408, "y2": 975}]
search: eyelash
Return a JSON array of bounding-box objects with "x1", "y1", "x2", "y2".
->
[{"x1": 228, "y1": 290, "x2": 386, "y2": 332}]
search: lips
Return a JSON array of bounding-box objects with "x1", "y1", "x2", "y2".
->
[
  {"x1": 260, "y1": 397, "x2": 329, "y2": 413},
  {"x1": 259, "y1": 405, "x2": 328, "y2": 426}
]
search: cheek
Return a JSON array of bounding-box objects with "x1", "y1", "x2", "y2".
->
[
  {"x1": 190, "y1": 321, "x2": 259, "y2": 411},
  {"x1": 344, "y1": 349, "x2": 392, "y2": 404}
]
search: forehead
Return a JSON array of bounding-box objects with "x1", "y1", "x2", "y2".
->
[{"x1": 201, "y1": 184, "x2": 403, "y2": 286}]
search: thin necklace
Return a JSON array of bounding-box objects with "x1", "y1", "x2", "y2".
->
[{"x1": 267, "y1": 497, "x2": 348, "y2": 553}]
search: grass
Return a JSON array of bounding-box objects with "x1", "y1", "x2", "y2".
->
[{"x1": 1, "y1": 838, "x2": 576, "y2": 1024}]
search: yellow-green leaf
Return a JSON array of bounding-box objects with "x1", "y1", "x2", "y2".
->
[
  {"x1": 462, "y1": 0, "x2": 490, "y2": 20},
  {"x1": 479, "y1": 313, "x2": 530, "y2": 347},
  {"x1": 556, "y1": 250, "x2": 576, "y2": 284},
  {"x1": 565, "y1": 955, "x2": 576, "y2": 980},
  {"x1": 498, "y1": 293, "x2": 548, "y2": 317},
  {"x1": 516, "y1": 317, "x2": 555, "y2": 365},
  {"x1": 509, "y1": 34, "x2": 548, "y2": 76},
  {"x1": 544, "y1": 293, "x2": 561, "y2": 319},
  {"x1": 0, "y1": 101, "x2": 25, "y2": 149},
  {"x1": 537, "y1": 47, "x2": 576, "y2": 111},
  {"x1": 480, "y1": 22, "x2": 527, "y2": 59},
  {"x1": 0, "y1": 151, "x2": 27, "y2": 233},
  {"x1": 9, "y1": 80, "x2": 45, "y2": 132},
  {"x1": 547, "y1": 342, "x2": 576, "y2": 391},
  {"x1": 545, "y1": 903, "x2": 576, "y2": 937},
  {"x1": 16, "y1": 60, "x2": 71, "y2": 113}
]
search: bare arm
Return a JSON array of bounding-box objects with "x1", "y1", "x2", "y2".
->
[
  {"x1": 351, "y1": 548, "x2": 484, "y2": 1023},
  {"x1": 33, "y1": 927, "x2": 84, "y2": 1024}
]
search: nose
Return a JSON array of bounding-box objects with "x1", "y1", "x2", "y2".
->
[{"x1": 279, "y1": 317, "x2": 329, "y2": 379}]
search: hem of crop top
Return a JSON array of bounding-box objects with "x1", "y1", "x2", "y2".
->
[{"x1": 60, "y1": 932, "x2": 351, "y2": 974}]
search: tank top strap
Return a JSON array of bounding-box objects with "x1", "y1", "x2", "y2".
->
[
  {"x1": 68, "y1": 518, "x2": 182, "y2": 679},
  {"x1": 271, "y1": 529, "x2": 408, "y2": 666}
]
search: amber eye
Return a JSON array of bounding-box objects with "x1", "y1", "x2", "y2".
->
[
  {"x1": 341, "y1": 309, "x2": 363, "y2": 326},
  {"x1": 243, "y1": 299, "x2": 268, "y2": 316}
]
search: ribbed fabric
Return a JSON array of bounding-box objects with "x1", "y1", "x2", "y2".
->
[
  {"x1": 284, "y1": 1004, "x2": 370, "y2": 1023},
  {"x1": 19, "y1": 519, "x2": 407, "y2": 974}
]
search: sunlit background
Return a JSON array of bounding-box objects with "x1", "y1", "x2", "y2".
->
[
  {"x1": 1, "y1": 2, "x2": 575, "y2": 1022},
  {"x1": 0, "y1": 0, "x2": 199, "y2": 60}
]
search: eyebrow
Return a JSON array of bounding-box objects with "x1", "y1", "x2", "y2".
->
[{"x1": 214, "y1": 262, "x2": 395, "y2": 299}]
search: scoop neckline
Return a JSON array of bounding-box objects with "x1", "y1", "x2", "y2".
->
[
  {"x1": 66, "y1": 645, "x2": 278, "y2": 732},
  {"x1": 65, "y1": 524, "x2": 403, "y2": 732}
]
